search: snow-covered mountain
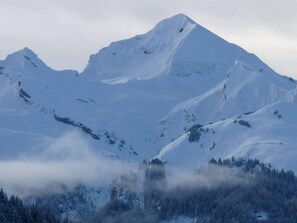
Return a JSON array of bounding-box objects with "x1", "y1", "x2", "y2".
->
[{"x1": 1, "y1": 13, "x2": 297, "y2": 176}]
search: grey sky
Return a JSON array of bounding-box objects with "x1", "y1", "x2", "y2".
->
[{"x1": 1, "y1": 0, "x2": 296, "y2": 78}]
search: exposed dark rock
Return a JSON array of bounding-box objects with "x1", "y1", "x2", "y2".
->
[
  {"x1": 53, "y1": 113, "x2": 100, "y2": 140},
  {"x1": 24, "y1": 55, "x2": 37, "y2": 67},
  {"x1": 77, "y1": 98, "x2": 88, "y2": 103},
  {"x1": 210, "y1": 142, "x2": 216, "y2": 150},
  {"x1": 19, "y1": 88, "x2": 31, "y2": 99},
  {"x1": 54, "y1": 114, "x2": 76, "y2": 126},
  {"x1": 238, "y1": 120, "x2": 251, "y2": 128},
  {"x1": 188, "y1": 124, "x2": 203, "y2": 143},
  {"x1": 18, "y1": 88, "x2": 33, "y2": 105}
]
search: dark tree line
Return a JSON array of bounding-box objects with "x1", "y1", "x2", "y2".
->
[
  {"x1": 3, "y1": 157, "x2": 296, "y2": 222},
  {"x1": 0, "y1": 188, "x2": 60, "y2": 223},
  {"x1": 92, "y1": 158, "x2": 297, "y2": 223},
  {"x1": 89, "y1": 158, "x2": 165, "y2": 223},
  {"x1": 157, "y1": 158, "x2": 297, "y2": 222}
]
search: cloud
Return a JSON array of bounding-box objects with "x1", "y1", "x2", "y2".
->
[
  {"x1": 0, "y1": 130, "x2": 251, "y2": 199},
  {"x1": 164, "y1": 164, "x2": 251, "y2": 191},
  {"x1": 0, "y1": 131, "x2": 136, "y2": 197}
]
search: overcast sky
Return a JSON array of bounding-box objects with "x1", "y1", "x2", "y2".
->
[{"x1": 1, "y1": 0, "x2": 297, "y2": 78}]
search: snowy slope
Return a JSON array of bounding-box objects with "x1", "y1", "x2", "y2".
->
[
  {"x1": 157, "y1": 101, "x2": 297, "y2": 172},
  {"x1": 0, "y1": 14, "x2": 297, "y2": 176},
  {"x1": 160, "y1": 61, "x2": 297, "y2": 141}
]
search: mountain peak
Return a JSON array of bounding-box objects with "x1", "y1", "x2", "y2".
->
[
  {"x1": 20, "y1": 47, "x2": 37, "y2": 57},
  {"x1": 6, "y1": 47, "x2": 38, "y2": 61},
  {"x1": 149, "y1": 13, "x2": 196, "y2": 36},
  {"x1": 160, "y1": 13, "x2": 196, "y2": 25},
  {"x1": 173, "y1": 13, "x2": 194, "y2": 20},
  {"x1": 3, "y1": 47, "x2": 53, "y2": 75},
  {"x1": 158, "y1": 13, "x2": 196, "y2": 25},
  {"x1": 82, "y1": 14, "x2": 253, "y2": 84},
  {"x1": 82, "y1": 14, "x2": 206, "y2": 83}
]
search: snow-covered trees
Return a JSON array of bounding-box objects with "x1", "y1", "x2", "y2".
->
[
  {"x1": 143, "y1": 158, "x2": 167, "y2": 210},
  {"x1": 92, "y1": 158, "x2": 297, "y2": 223},
  {"x1": 0, "y1": 188, "x2": 59, "y2": 223}
]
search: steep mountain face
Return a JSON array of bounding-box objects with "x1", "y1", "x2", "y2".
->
[{"x1": 0, "y1": 13, "x2": 297, "y2": 176}]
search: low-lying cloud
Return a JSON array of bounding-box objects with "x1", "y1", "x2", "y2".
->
[
  {"x1": 165, "y1": 164, "x2": 251, "y2": 191},
  {"x1": 0, "y1": 130, "x2": 252, "y2": 199},
  {"x1": 0, "y1": 131, "x2": 136, "y2": 197}
]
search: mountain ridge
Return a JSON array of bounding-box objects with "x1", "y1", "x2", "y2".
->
[{"x1": 0, "y1": 14, "x2": 296, "y2": 175}]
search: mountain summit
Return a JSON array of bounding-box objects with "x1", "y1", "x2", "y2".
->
[
  {"x1": 3, "y1": 47, "x2": 51, "y2": 75},
  {"x1": 82, "y1": 14, "x2": 267, "y2": 84}
]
